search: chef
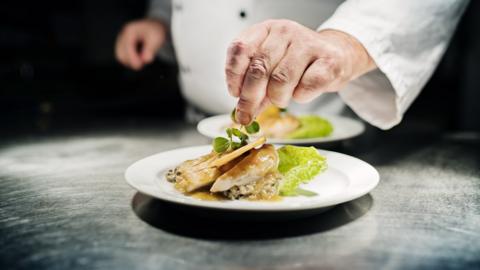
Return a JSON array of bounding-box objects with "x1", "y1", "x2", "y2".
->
[{"x1": 115, "y1": 0, "x2": 468, "y2": 129}]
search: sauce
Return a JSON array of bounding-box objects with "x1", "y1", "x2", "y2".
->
[
  {"x1": 190, "y1": 191, "x2": 225, "y2": 201},
  {"x1": 189, "y1": 191, "x2": 283, "y2": 202},
  {"x1": 264, "y1": 195, "x2": 283, "y2": 202},
  {"x1": 246, "y1": 194, "x2": 283, "y2": 202}
]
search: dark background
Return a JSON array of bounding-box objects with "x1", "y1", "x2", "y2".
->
[{"x1": 0, "y1": 0, "x2": 479, "y2": 136}]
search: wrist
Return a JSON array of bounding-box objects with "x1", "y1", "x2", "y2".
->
[{"x1": 318, "y1": 29, "x2": 376, "y2": 80}]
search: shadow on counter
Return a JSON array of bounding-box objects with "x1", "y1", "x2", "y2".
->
[{"x1": 131, "y1": 192, "x2": 373, "y2": 240}]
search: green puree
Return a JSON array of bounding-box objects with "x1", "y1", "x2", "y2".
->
[
  {"x1": 286, "y1": 115, "x2": 333, "y2": 139},
  {"x1": 277, "y1": 145, "x2": 327, "y2": 196}
]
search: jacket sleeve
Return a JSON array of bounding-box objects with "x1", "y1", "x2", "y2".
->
[
  {"x1": 147, "y1": 0, "x2": 176, "y2": 63},
  {"x1": 318, "y1": 0, "x2": 469, "y2": 129}
]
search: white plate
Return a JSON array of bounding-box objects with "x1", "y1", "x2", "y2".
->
[
  {"x1": 125, "y1": 145, "x2": 379, "y2": 213},
  {"x1": 197, "y1": 114, "x2": 365, "y2": 144}
]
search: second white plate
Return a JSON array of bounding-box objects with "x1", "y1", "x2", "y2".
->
[{"x1": 197, "y1": 114, "x2": 365, "y2": 144}]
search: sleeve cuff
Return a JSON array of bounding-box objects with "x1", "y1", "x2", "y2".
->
[
  {"x1": 147, "y1": 0, "x2": 176, "y2": 63},
  {"x1": 318, "y1": 19, "x2": 418, "y2": 129}
]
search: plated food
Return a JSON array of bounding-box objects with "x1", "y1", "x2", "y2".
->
[
  {"x1": 166, "y1": 140, "x2": 282, "y2": 200},
  {"x1": 125, "y1": 108, "x2": 378, "y2": 218},
  {"x1": 165, "y1": 123, "x2": 327, "y2": 201},
  {"x1": 125, "y1": 148, "x2": 379, "y2": 218}
]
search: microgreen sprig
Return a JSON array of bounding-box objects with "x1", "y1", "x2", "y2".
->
[{"x1": 212, "y1": 109, "x2": 261, "y2": 153}]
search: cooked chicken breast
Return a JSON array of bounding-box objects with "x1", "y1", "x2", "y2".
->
[
  {"x1": 210, "y1": 144, "x2": 279, "y2": 192},
  {"x1": 170, "y1": 152, "x2": 219, "y2": 192},
  {"x1": 167, "y1": 151, "x2": 245, "y2": 193}
]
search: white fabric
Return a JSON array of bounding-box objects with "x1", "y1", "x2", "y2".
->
[
  {"x1": 148, "y1": 0, "x2": 468, "y2": 129},
  {"x1": 318, "y1": 0, "x2": 469, "y2": 129}
]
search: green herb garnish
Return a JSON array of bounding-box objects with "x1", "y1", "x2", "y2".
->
[
  {"x1": 213, "y1": 137, "x2": 230, "y2": 153},
  {"x1": 213, "y1": 109, "x2": 261, "y2": 153},
  {"x1": 232, "y1": 128, "x2": 249, "y2": 141},
  {"x1": 230, "y1": 109, "x2": 237, "y2": 123},
  {"x1": 245, "y1": 121, "x2": 260, "y2": 134}
]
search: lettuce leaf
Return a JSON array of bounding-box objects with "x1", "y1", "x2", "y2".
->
[
  {"x1": 286, "y1": 115, "x2": 333, "y2": 139},
  {"x1": 277, "y1": 145, "x2": 327, "y2": 196}
]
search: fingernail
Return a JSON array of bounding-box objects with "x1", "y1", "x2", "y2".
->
[{"x1": 236, "y1": 110, "x2": 251, "y2": 124}]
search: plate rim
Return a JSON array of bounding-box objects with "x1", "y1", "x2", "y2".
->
[
  {"x1": 125, "y1": 145, "x2": 379, "y2": 212},
  {"x1": 197, "y1": 114, "x2": 365, "y2": 144}
]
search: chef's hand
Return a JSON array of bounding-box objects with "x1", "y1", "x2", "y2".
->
[
  {"x1": 226, "y1": 19, "x2": 376, "y2": 124},
  {"x1": 115, "y1": 19, "x2": 167, "y2": 70}
]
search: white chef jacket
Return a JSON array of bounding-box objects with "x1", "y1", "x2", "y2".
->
[{"x1": 148, "y1": 0, "x2": 468, "y2": 129}]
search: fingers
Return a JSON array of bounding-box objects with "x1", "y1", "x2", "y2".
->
[
  {"x1": 225, "y1": 23, "x2": 269, "y2": 98},
  {"x1": 266, "y1": 43, "x2": 313, "y2": 108},
  {"x1": 116, "y1": 24, "x2": 143, "y2": 70},
  {"x1": 115, "y1": 20, "x2": 166, "y2": 70},
  {"x1": 141, "y1": 30, "x2": 164, "y2": 64},
  {"x1": 226, "y1": 20, "x2": 355, "y2": 116},
  {"x1": 125, "y1": 32, "x2": 143, "y2": 70},
  {"x1": 293, "y1": 57, "x2": 340, "y2": 103},
  {"x1": 115, "y1": 31, "x2": 132, "y2": 68},
  {"x1": 235, "y1": 54, "x2": 270, "y2": 124},
  {"x1": 235, "y1": 22, "x2": 295, "y2": 124}
]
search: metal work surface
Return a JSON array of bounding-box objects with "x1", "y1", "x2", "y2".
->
[{"x1": 0, "y1": 121, "x2": 479, "y2": 270}]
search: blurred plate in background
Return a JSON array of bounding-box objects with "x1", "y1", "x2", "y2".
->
[{"x1": 197, "y1": 114, "x2": 365, "y2": 145}]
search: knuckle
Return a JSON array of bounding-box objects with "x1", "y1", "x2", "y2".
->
[
  {"x1": 237, "y1": 97, "x2": 256, "y2": 111},
  {"x1": 225, "y1": 66, "x2": 242, "y2": 78},
  {"x1": 247, "y1": 55, "x2": 269, "y2": 80},
  {"x1": 270, "y1": 67, "x2": 291, "y2": 85},
  {"x1": 228, "y1": 40, "x2": 248, "y2": 56},
  {"x1": 298, "y1": 82, "x2": 319, "y2": 95}
]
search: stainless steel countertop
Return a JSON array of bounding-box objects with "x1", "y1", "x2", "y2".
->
[{"x1": 1, "y1": 121, "x2": 479, "y2": 270}]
